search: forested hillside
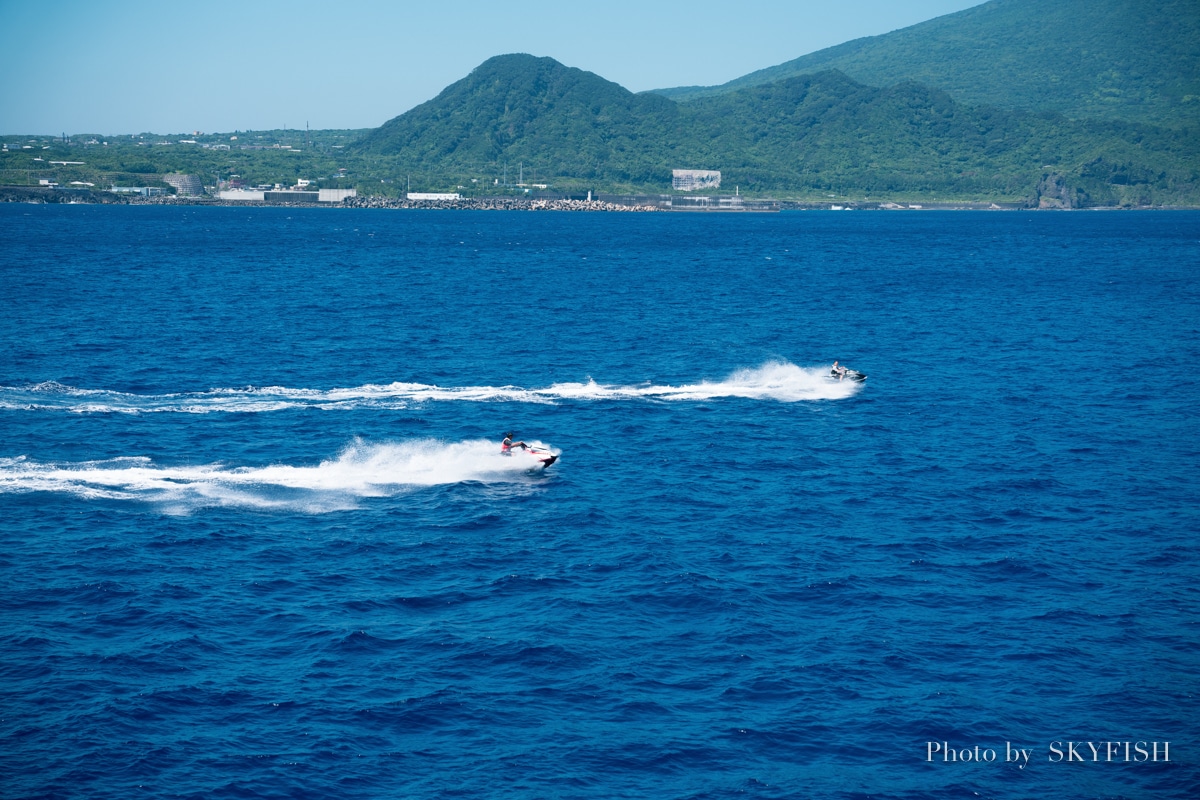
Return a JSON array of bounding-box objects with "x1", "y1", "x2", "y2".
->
[
  {"x1": 357, "y1": 55, "x2": 1199, "y2": 205},
  {"x1": 358, "y1": 55, "x2": 679, "y2": 186},
  {"x1": 653, "y1": 0, "x2": 1200, "y2": 129}
]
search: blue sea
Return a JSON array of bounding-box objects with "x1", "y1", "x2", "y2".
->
[{"x1": 1, "y1": 204, "x2": 1197, "y2": 799}]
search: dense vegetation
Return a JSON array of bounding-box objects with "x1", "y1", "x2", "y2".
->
[
  {"x1": 358, "y1": 55, "x2": 681, "y2": 188},
  {"x1": 356, "y1": 55, "x2": 1199, "y2": 205},
  {"x1": 654, "y1": 0, "x2": 1200, "y2": 130},
  {"x1": 0, "y1": 129, "x2": 367, "y2": 195}
]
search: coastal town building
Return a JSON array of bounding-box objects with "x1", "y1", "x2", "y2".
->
[
  {"x1": 110, "y1": 185, "x2": 167, "y2": 197},
  {"x1": 264, "y1": 190, "x2": 318, "y2": 202},
  {"x1": 217, "y1": 189, "x2": 266, "y2": 201},
  {"x1": 217, "y1": 186, "x2": 357, "y2": 203}
]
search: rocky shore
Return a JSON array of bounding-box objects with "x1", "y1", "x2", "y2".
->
[
  {"x1": 343, "y1": 196, "x2": 660, "y2": 212},
  {"x1": 0, "y1": 186, "x2": 662, "y2": 211},
  {"x1": 4, "y1": 186, "x2": 1163, "y2": 211}
]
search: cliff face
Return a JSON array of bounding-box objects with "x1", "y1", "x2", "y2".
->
[{"x1": 1032, "y1": 173, "x2": 1092, "y2": 209}]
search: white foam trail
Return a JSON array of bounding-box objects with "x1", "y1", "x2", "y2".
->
[
  {"x1": 0, "y1": 439, "x2": 557, "y2": 514},
  {"x1": 0, "y1": 362, "x2": 859, "y2": 413},
  {"x1": 542, "y1": 362, "x2": 861, "y2": 402}
]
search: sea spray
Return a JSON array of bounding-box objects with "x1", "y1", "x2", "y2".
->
[
  {"x1": 0, "y1": 439, "x2": 556, "y2": 513},
  {"x1": 0, "y1": 362, "x2": 860, "y2": 413}
]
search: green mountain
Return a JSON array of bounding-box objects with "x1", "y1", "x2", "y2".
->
[
  {"x1": 357, "y1": 54, "x2": 1198, "y2": 205},
  {"x1": 652, "y1": 0, "x2": 1200, "y2": 128},
  {"x1": 358, "y1": 55, "x2": 680, "y2": 185}
]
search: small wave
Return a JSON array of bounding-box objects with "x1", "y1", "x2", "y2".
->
[
  {"x1": 0, "y1": 439, "x2": 556, "y2": 514},
  {"x1": 0, "y1": 362, "x2": 859, "y2": 414}
]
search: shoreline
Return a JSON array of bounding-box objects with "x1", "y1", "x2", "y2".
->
[{"x1": 0, "y1": 186, "x2": 1194, "y2": 212}]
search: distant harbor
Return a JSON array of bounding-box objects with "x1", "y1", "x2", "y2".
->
[{"x1": 0, "y1": 184, "x2": 1064, "y2": 211}]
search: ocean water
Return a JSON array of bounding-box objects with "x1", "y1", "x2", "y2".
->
[{"x1": 1, "y1": 204, "x2": 1196, "y2": 799}]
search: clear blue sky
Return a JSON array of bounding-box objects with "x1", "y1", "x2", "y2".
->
[{"x1": 0, "y1": 0, "x2": 987, "y2": 135}]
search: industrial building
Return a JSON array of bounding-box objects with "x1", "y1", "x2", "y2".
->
[
  {"x1": 110, "y1": 185, "x2": 167, "y2": 197},
  {"x1": 163, "y1": 173, "x2": 204, "y2": 196},
  {"x1": 216, "y1": 187, "x2": 357, "y2": 203},
  {"x1": 672, "y1": 169, "x2": 721, "y2": 191}
]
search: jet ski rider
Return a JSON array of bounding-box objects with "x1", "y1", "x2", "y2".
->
[
  {"x1": 501, "y1": 432, "x2": 528, "y2": 454},
  {"x1": 832, "y1": 360, "x2": 848, "y2": 381}
]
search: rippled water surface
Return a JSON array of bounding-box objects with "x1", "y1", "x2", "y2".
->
[{"x1": 1, "y1": 205, "x2": 1197, "y2": 798}]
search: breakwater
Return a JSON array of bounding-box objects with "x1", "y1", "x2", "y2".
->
[
  {"x1": 0, "y1": 186, "x2": 660, "y2": 211},
  {"x1": 344, "y1": 196, "x2": 661, "y2": 211},
  {"x1": 0, "y1": 186, "x2": 1054, "y2": 211}
]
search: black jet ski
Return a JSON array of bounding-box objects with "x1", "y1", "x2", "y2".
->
[
  {"x1": 830, "y1": 367, "x2": 867, "y2": 382},
  {"x1": 525, "y1": 445, "x2": 558, "y2": 468}
]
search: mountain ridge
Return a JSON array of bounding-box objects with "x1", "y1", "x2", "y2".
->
[
  {"x1": 357, "y1": 54, "x2": 1198, "y2": 205},
  {"x1": 358, "y1": 55, "x2": 682, "y2": 183},
  {"x1": 650, "y1": 0, "x2": 1200, "y2": 128}
]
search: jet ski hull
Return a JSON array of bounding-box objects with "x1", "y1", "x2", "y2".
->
[
  {"x1": 830, "y1": 368, "x2": 867, "y2": 382},
  {"x1": 509, "y1": 445, "x2": 558, "y2": 469}
]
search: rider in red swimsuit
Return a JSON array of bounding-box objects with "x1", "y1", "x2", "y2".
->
[{"x1": 501, "y1": 432, "x2": 527, "y2": 454}]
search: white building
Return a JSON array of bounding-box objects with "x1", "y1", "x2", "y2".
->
[
  {"x1": 218, "y1": 188, "x2": 356, "y2": 203},
  {"x1": 318, "y1": 188, "x2": 356, "y2": 202},
  {"x1": 218, "y1": 189, "x2": 265, "y2": 201}
]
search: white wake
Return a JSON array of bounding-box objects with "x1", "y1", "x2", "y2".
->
[
  {"x1": 0, "y1": 439, "x2": 557, "y2": 514},
  {"x1": 0, "y1": 362, "x2": 860, "y2": 414}
]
